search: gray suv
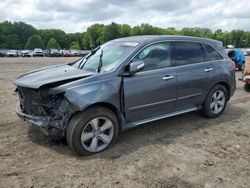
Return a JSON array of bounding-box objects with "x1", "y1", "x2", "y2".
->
[{"x1": 15, "y1": 36, "x2": 236, "y2": 156}]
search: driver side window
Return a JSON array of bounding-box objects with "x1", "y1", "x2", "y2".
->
[{"x1": 133, "y1": 42, "x2": 171, "y2": 72}]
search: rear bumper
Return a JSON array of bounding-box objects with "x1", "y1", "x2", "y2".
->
[{"x1": 16, "y1": 109, "x2": 50, "y2": 135}]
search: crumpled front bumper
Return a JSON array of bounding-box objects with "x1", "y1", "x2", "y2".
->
[{"x1": 16, "y1": 108, "x2": 50, "y2": 135}]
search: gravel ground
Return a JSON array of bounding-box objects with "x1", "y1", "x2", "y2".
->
[{"x1": 0, "y1": 57, "x2": 249, "y2": 188}]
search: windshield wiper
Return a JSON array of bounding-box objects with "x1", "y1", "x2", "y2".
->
[
  {"x1": 97, "y1": 49, "x2": 103, "y2": 73},
  {"x1": 78, "y1": 46, "x2": 100, "y2": 69}
]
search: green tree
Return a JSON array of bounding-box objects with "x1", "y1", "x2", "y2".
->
[
  {"x1": 120, "y1": 24, "x2": 131, "y2": 37},
  {"x1": 131, "y1": 26, "x2": 142, "y2": 35},
  {"x1": 230, "y1": 30, "x2": 245, "y2": 48},
  {"x1": 46, "y1": 38, "x2": 61, "y2": 49},
  {"x1": 25, "y1": 34, "x2": 44, "y2": 49},
  {"x1": 1, "y1": 20, "x2": 250, "y2": 50},
  {"x1": 70, "y1": 41, "x2": 81, "y2": 50},
  {"x1": 68, "y1": 32, "x2": 83, "y2": 49},
  {"x1": 13, "y1": 21, "x2": 37, "y2": 47},
  {"x1": 0, "y1": 34, "x2": 22, "y2": 49},
  {"x1": 140, "y1": 24, "x2": 158, "y2": 35},
  {"x1": 83, "y1": 24, "x2": 104, "y2": 49},
  {"x1": 39, "y1": 29, "x2": 70, "y2": 49},
  {"x1": 164, "y1": 27, "x2": 178, "y2": 35},
  {"x1": 103, "y1": 22, "x2": 121, "y2": 42},
  {"x1": 82, "y1": 32, "x2": 90, "y2": 49}
]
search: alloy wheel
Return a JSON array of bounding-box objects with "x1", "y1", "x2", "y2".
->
[
  {"x1": 81, "y1": 117, "x2": 114, "y2": 152},
  {"x1": 210, "y1": 90, "x2": 226, "y2": 114}
]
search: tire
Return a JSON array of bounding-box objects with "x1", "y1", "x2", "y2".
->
[
  {"x1": 244, "y1": 84, "x2": 250, "y2": 92},
  {"x1": 66, "y1": 107, "x2": 119, "y2": 156},
  {"x1": 202, "y1": 85, "x2": 228, "y2": 118}
]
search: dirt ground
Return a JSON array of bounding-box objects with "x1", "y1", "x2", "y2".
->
[{"x1": 0, "y1": 57, "x2": 249, "y2": 188}]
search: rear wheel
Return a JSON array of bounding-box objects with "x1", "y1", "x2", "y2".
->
[
  {"x1": 202, "y1": 85, "x2": 227, "y2": 118},
  {"x1": 66, "y1": 107, "x2": 119, "y2": 156}
]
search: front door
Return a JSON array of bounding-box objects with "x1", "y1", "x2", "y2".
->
[{"x1": 123, "y1": 42, "x2": 177, "y2": 122}]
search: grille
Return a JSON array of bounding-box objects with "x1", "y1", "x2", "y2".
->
[{"x1": 17, "y1": 87, "x2": 47, "y2": 116}]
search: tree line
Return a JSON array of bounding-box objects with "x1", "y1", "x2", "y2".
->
[{"x1": 0, "y1": 21, "x2": 250, "y2": 50}]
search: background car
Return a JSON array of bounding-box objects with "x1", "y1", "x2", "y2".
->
[
  {"x1": 62, "y1": 50, "x2": 72, "y2": 57},
  {"x1": 46, "y1": 49, "x2": 61, "y2": 57},
  {"x1": 33, "y1": 48, "x2": 43, "y2": 57},
  {"x1": 80, "y1": 50, "x2": 91, "y2": 57},
  {"x1": 43, "y1": 50, "x2": 49, "y2": 57},
  {"x1": 6, "y1": 50, "x2": 18, "y2": 57},
  {"x1": 70, "y1": 49, "x2": 80, "y2": 56},
  {"x1": 21, "y1": 50, "x2": 31, "y2": 57},
  {"x1": 0, "y1": 50, "x2": 5, "y2": 57},
  {"x1": 246, "y1": 49, "x2": 250, "y2": 56}
]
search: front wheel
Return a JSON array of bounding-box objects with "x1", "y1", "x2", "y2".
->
[
  {"x1": 66, "y1": 107, "x2": 119, "y2": 156},
  {"x1": 202, "y1": 85, "x2": 227, "y2": 118}
]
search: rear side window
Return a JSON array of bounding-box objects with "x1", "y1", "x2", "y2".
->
[
  {"x1": 173, "y1": 42, "x2": 204, "y2": 66},
  {"x1": 204, "y1": 44, "x2": 223, "y2": 61}
]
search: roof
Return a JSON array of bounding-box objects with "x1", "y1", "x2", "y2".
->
[{"x1": 113, "y1": 35, "x2": 222, "y2": 46}]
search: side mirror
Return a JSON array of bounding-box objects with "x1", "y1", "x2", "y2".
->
[{"x1": 129, "y1": 60, "x2": 144, "y2": 75}]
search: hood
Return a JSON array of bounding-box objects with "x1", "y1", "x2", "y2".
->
[
  {"x1": 14, "y1": 64, "x2": 95, "y2": 89},
  {"x1": 7, "y1": 51, "x2": 17, "y2": 54}
]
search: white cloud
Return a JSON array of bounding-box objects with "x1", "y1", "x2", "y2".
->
[{"x1": 0, "y1": 0, "x2": 250, "y2": 32}]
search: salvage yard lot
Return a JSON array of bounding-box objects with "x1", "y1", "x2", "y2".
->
[{"x1": 0, "y1": 57, "x2": 250, "y2": 188}]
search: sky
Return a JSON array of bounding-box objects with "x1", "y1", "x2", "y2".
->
[{"x1": 0, "y1": 0, "x2": 250, "y2": 33}]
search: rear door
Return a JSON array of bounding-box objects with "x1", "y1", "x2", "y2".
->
[
  {"x1": 123, "y1": 42, "x2": 177, "y2": 122},
  {"x1": 173, "y1": 41, "x2": 213, "y2": 110}
]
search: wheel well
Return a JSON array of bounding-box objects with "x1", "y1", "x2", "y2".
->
[
  {"x1": 81, "y1": 102, "x2": 123, "y2": 130},
  {"x1": 214, "y1": 82, "x2": 231, "y2": 100}
]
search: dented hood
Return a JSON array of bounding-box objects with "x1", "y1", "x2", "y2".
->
[{"x1": 14, "y1": 64, "x2": 95, "y2": 89}]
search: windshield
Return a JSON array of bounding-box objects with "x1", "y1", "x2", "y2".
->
[
  {"x1": 51, "y1": 49, "x2": 58, "y2": 52},
  {"x1": 73, "y1": 41, "x2": 138, "y2": 72}
]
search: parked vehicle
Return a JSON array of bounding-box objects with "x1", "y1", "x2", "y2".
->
[
  {"x1": 80, "y1": 50, "x2": 91, "y2": 57},
  {"x1": 43, "y1": 50, "x2": 49, "y2": 57},
  {"x1": 70, "y1": 49, "x2": 80, "y2": 56},
  {"x1": 46, "y1": 49, "x2": 61, "y2": 57},
  {"x1": 21, "y1": 50, "x2": 31, "y2": 57},
  {"x1": 227, "y1": 49, "x2": 245, "y2": 71},
  {"x1": 14, "y1": 36, "x2": 236, "y2": 156},
  {"x1": 33, "y1": 48, "x2": 43, "y2": 57},
  {"x1": 239, "y1": 63, "x2": 250, "y2": 92},
  {"x1": 0, "y1": 50, "x2": 5, "y2": 57},
  {"x1": 246, "y1": 49, "x2": 250, "y2": 56},
  {"x1": 6, "y1": 50, "x2": 18, "y2": 57},
  {"x1": 62, "y1": 50, "x2": 72, "y2": 57},
  {"x1": 242, "y1": 75, "x2": 250, "y2": 92}
]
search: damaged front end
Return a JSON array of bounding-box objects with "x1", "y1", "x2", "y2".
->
[{"x1": 15, "y1": 86, "x2": 74, "y2": 140}]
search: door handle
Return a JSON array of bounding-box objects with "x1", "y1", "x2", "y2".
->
[
  {"x1": 162, "y1": 75, "x2": 175, "y2": 80},
  {"x1": 204, "y1": 68, "x2": 213, "y2": 72}
]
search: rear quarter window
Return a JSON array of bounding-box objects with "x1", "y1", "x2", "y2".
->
[
  {"x1": 204, "y1": 44, "x2": 223, "y2": 61},
  {"x1": 173, "y1": 42, "x2": 204, "y2": 66}
]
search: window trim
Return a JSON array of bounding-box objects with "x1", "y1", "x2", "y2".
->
[
  {"x1": 172, "y1": 41, "x2": 205, "y2": 67},
  {"x1": 202, "y1": 43, "x2": 223, "y2": 62},
  {"x1": 120, "y1": 39, "x2": 225, "y2": 74},
  {"x1": 132, "y1": 41, "x2": 173, "y2": 72}
]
